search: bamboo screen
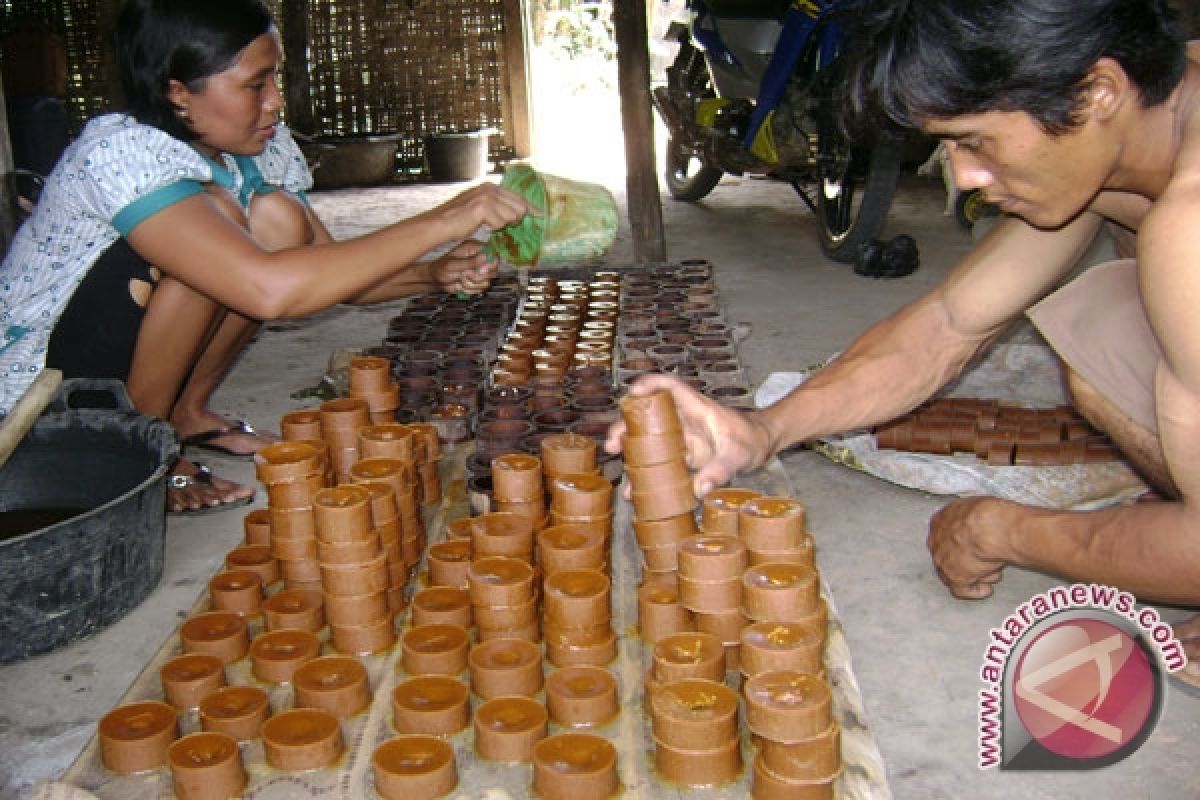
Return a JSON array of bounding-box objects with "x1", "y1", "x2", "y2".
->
[
  {"x1": 1, "y1": 0, "x2": 512, "y2": 178},
  {"x1": 300, "y1": 0, "x2": 511, "y2": 171},
  {"x1": 0, "y1": 0, "x2": 119, "y2": 135}
]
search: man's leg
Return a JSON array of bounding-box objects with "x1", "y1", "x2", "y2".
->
[
  {"x1": 1064, "y1": 366, "x2": 1178, "y2": 499},
  {"x1": 1031, "y1": 258, "x2": 1199, "y2": 678},
  {"x1": 1171, "y1": 616, "x2": 1200, "y2": 688},
  {"x1": 1066, "y1": 366, "x2": 1200, "y2": 683}
]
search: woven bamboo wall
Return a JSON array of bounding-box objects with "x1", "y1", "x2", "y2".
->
[
  {"x1": 1, "y1": 0, "x2": 513, "y2": 179},
  {"x1": 299, "y1": 0, "x2": 512, "y2": 172},
  {"x1": 0, "y1": 0, "x2": 120, "y2": 135}
]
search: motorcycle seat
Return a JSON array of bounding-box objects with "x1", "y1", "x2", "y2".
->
[{"x1": 706, "y1": 0, "x2": 791, "y2": 22}]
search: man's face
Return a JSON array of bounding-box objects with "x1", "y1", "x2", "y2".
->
[{"x1": 922, "y1": 110, "x2": 1111, "y2": 230}]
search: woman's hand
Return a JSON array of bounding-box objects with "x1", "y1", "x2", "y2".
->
[
  {"x1": 431, "y1": 241, "x2": 498, "y2": 296},
  {"x1": 604, "y1": 373, "x2": 773, "y2": 497},
  {"x1": 433, "y1": 183, "x2": 532, "y2": 242}
]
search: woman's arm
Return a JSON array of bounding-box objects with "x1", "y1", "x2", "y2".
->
[
  {"x1": 349, "y1": 240, "x2": 499, "y2": 304},
  {"x1": 126, "y1": 182, "x2": 527, "y2": 320}
]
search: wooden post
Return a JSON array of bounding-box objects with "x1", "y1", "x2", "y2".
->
[
  {"x1": 612, "y1": 0, "x2": 666, "y2": 264},
  {"x1": 280, "y1": 0, "x2": 314, "y2": 134},
  {"x1": 0, "y1": 70, "x2": 16, "y2": 255},
  {"x1": 501, "y1": 0, "x2": 533, "y2": 158}
]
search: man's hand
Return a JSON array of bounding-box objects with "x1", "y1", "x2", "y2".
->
[
  {"x1": 604, "y1": 373, "x2": 772, "y2": 497},
  {"x1": 927, "y1": 496, "x2": 1015, "y2": 599},
  {"x1": 431, "y1": 241, "x2": 497, "y2": 296}
]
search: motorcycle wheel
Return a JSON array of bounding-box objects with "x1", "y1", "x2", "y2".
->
[
  {"x1": 664, "y1": 138, "x2": 723, "y2": 201},
  {"x1": 812, "y1": 131, "x2": 904, "y2": 263},
  {"x1": 661, "y1": 37, "x2": 723, "y2": 203},
  {"x1": 955, "y1": 188, "x2": 997, "y2": 230}
]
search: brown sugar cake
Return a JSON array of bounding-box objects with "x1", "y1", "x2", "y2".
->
[
  {"x1": 167, "y1": 732, "x2": 247, "y2": 800},
  {"x1": 545, "y1": 666, "x2": 619, "y2": 728},
  {"x1": 532, "y1": 733, "x2": 619, "y2": 800},
  {"x1": 98, "y1": 701, "x2": 178, "y2": 774},
  {"x1": 392, "y1": 676, "x2": 471, "y2": 735},
  {"x1": 260, "y1": 708, "x2": 344, "y2": 771},
  {"x1": 873, "y1": 397, "x2": 1118, "y2": 464},
  {"x1": 472, "y1": 696, "x2": 548, "y2": 763},
  {"x1": 372, "y1": 736, "x2": 458, "y2": 800}
]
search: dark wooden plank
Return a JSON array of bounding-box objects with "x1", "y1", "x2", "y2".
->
[
  {"x1": 280, "y1": 0, "x2": 314, "y2": 134},
  {"x1": 0, "y1": 80, "x2": 15, "y2": 254},
  {"x1": 613, "y1": 0, "x2": 667, "y2": 264},
  {"x1": 501, "y1": 0, "x2": 533, "y2": 158}
]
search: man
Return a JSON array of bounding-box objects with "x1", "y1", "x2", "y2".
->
[{"x1": 607, "y1": 0, "x2": 1200, "y2": 687}]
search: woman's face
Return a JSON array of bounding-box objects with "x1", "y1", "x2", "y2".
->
[{"x1": 168, "y1": 32, "x2": 284, "y2": 158}]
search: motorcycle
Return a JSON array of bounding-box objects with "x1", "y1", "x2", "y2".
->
[{"x1": 652, "y1": 0, "x2": 904, "y2": 262}]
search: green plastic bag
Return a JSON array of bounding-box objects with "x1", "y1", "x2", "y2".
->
[{"x1": 486, "y1": 165, "x2": 618, "y2": 267}]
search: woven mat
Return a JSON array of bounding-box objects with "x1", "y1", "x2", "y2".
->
[
  {"x1": 758, "y1": 342, "x2": 1147, "y2": 511},
  {"x1": 54, "y1": 444, "x2": 891, "y2": 798}
]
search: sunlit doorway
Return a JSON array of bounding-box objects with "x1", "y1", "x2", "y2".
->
[
  {"x1": 523, "y1": 0, "x2": 684, "y2": 193},
  {"x1": 525, "y1": 0, "x2": 624, "y2": 189}
]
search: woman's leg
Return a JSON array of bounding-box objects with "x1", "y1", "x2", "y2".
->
[
  {"x1": 125, "y1": 273, "x2": 257, "y2": 511},
  {"x1": 128, "y1": 188, "x2": 318, "y2": 511},
  {"x1": 165, "y1": 190, "x2": 317, "y2": 453}
]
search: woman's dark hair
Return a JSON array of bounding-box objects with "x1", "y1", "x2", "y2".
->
[
  {"x1": 115, "y1": 0, "x2": 274, "y2": 140},
  {"x1": 845, "y1": 0, "x2": 1186, "y2": 134}
]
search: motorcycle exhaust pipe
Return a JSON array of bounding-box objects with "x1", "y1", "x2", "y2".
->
[{"x1": 651, "y1": 87, "x2": 686, "y2": 140}]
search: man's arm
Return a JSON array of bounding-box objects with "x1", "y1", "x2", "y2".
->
[
  {"x1": 755, "y1": 212, "x2": 1106, "y2": 451},
  {"x1": 931, "y1": 143, "x2": 1200, "y2": 605},
  {"x1": 612, "y1": 211, "x2": 1104, "y2": 496}
]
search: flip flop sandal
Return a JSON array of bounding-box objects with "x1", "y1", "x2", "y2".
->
[
  {"x1": 168, "y1": 464, "x2": 255, "y2": 516},
  {"x1": 181, "y1": 419, "x2": 270, "y2": 460}
]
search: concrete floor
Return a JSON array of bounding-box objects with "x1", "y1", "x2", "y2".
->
[{"x1": 1, "y1": 171, "x2": 1197, "y2": 799}]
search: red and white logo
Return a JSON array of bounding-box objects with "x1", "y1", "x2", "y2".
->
[{"x1": 1011, "y1": 618, "x2": 1158, "y2": 762}]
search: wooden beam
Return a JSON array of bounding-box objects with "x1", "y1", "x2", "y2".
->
[
  {"x1": 501, "y1": 0, "x2": 532, "y2": 158},
  {"x1": 280, "y1": 0, "x2": 314, "y2": 134},
  {"x1": 612, "y1": 0, "x2": 666, "y2": 264},
  {"x1": 0, "y1": 70, "x2": 15, "y2": 255}
]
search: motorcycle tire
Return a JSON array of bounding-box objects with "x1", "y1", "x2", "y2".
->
[
  {"x1": 664, "y1": 137, "x2": 723, "y2": 202},
  {"x1": 813, "y1": 132, "x2": 904, "y2": 263},
  {"x1": 955, "y1": 188, "x2": 997, "y2": 230}
]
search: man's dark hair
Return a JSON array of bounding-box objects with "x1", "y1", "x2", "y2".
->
[
  {"x1": 845, "y1": 0, "x2": 1186, "y2": 134},
  {"x1": 115, "y1": 0, "x2": 274, "y2": 141}
]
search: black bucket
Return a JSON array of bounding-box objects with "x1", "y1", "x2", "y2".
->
[
  {"x1": 0, "y1": 379, "x2": 178, "y2": 663},
  {"x1": 424, "y1": 129, "x2": 494, "y2": 182}
]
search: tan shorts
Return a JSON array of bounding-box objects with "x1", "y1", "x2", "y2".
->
[{"x1": 1026, "y1": 258, "x2": 1160, "y2": 433}]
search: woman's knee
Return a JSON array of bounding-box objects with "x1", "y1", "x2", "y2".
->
[{"x1": 247, "y1": 191, "x2": 316, "y2": 251}]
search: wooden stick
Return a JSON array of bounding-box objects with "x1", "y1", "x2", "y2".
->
[{"x1": 0, "y1": 368, "x2": 63, "y2": 468}]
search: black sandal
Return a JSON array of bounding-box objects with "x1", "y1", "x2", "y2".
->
[{"x1": 180, "y1": 419, "x2": 268, "y2": 460}]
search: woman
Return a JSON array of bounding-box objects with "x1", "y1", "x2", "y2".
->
[{"x1": 0, "y1": 0, "x2": 530, "y2": 512}]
